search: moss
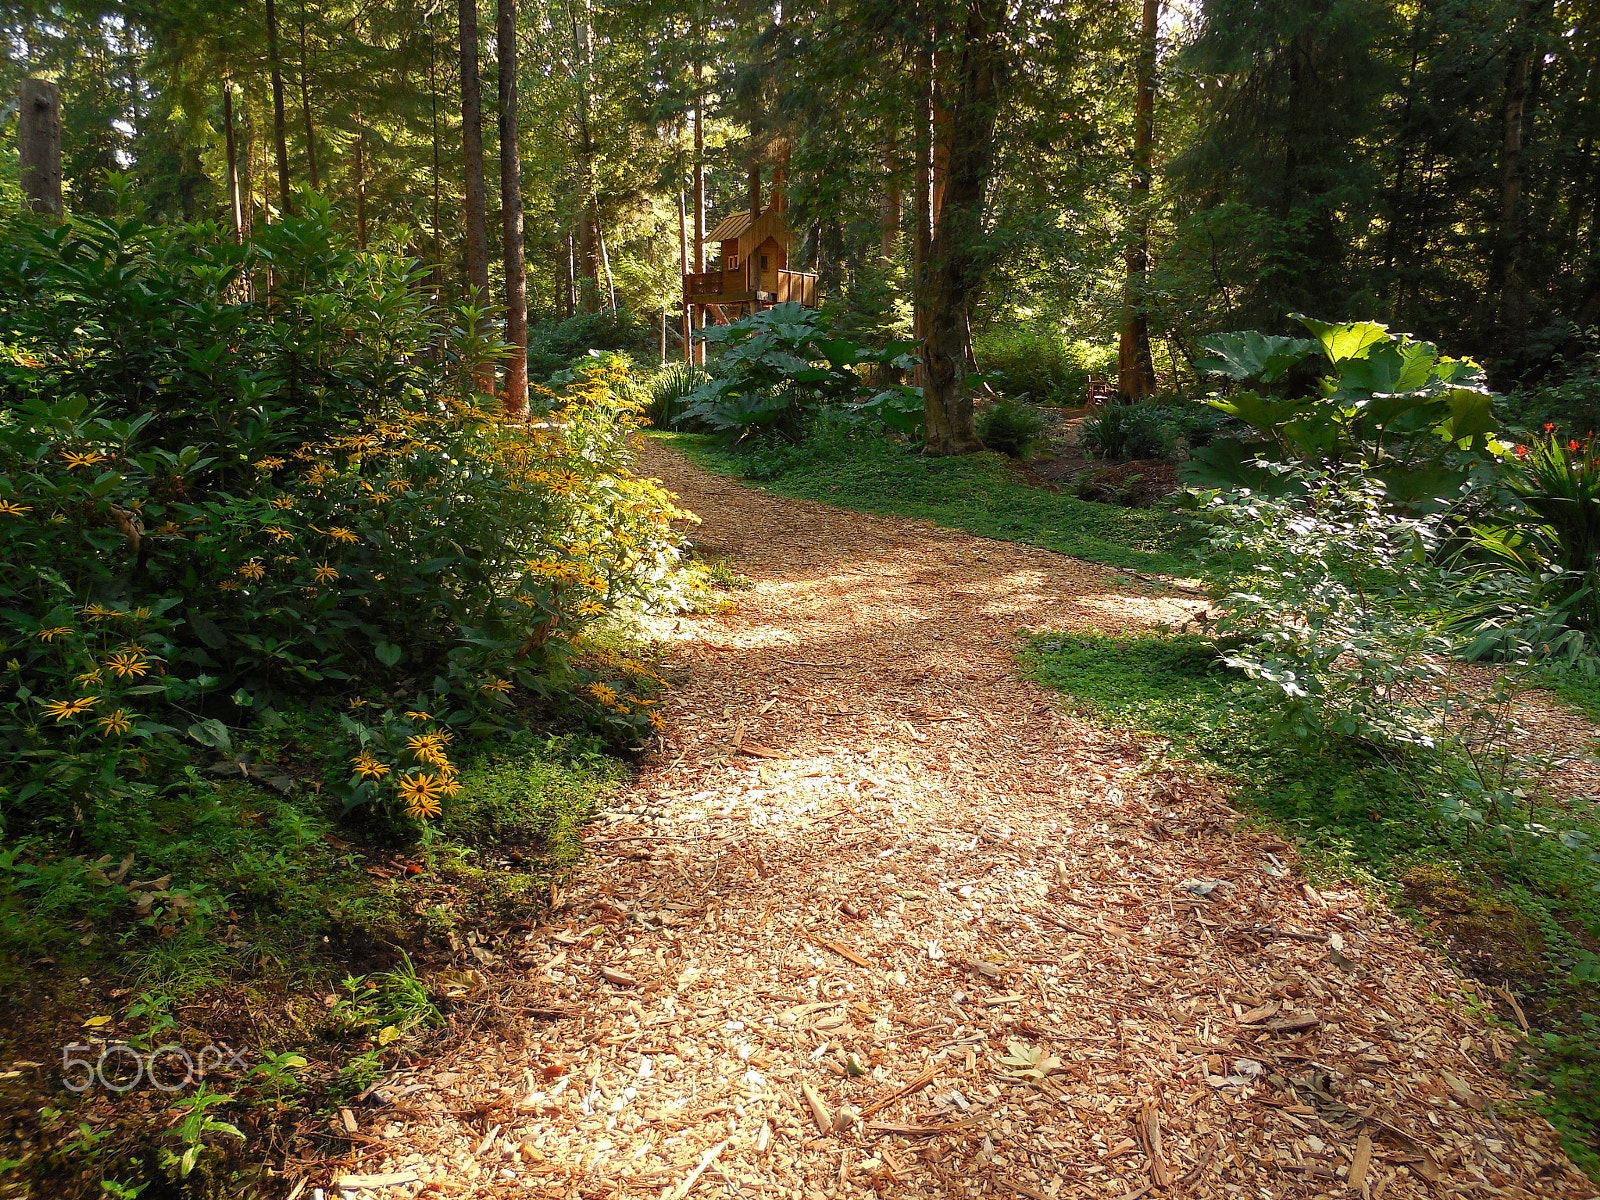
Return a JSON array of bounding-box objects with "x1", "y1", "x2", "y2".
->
[{"x1": 1400, "y1": 863, "x2": 1548, "y2": 979}]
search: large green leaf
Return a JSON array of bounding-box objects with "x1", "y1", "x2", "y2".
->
[
  {"x1": 1204, "y1": 389, "x2": 1315, "y2": 442},
  {"x1": 1193, "y1": 331, "x2": 1320, "y2": 383},
  {"x1": 1176, "y1": 439, "x2": 1293, "y2": 494},
  {"x1": 1294, "y1": 315, "x2": 1391, "y2": 363},
  {"x1": 1437, "y1": 387, "x2": 1499, "y2": 448},
  {"x1": 1330, "y1": 339, "x2": 1439, "y2": 399}
]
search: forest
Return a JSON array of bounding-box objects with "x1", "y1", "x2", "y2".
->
[{"x1": 4, "y1": 0, "x2": 1600, "y2": 1197}]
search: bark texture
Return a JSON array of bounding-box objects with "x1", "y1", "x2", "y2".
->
[
  {"x1": 498, "y1": 0, "x2": 529, "y2": 414},
  {"x1": 19, "y1": 78, "x2": 63, "y2": 217},
  {"x1": 919, "y1": 0, "x2": 1008, "y2": 456}
]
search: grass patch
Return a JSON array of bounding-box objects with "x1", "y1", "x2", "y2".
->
[
  {"x1": 650, "y1": 430, "x2": 1204, "y2": 578},
  {"x1": 0, "y1": 723, "x2": 624, "y2": 1196},
  {"x1": 1022, "y1": 629, "x2": 1600, "y2": 1176}
]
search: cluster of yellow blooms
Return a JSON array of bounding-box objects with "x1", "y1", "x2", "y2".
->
[
  {"x1": 25, "y1": 604, "x2": 158, "y2": 739},
  {"x1": 349, "y1": 727, "x2": 463, "y2": 821}
]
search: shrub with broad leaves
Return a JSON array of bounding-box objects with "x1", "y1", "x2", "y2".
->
[{"x1": 0, "y1": 200, "x2": 688, "y2": 836}]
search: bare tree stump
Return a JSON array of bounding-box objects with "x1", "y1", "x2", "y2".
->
[{"x1": 18, "y1": 78, "x2": 63, "y2": 217}]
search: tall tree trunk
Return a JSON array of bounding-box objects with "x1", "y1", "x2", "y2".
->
[
  {"x1": 354, "y1": 109, "x2": 368, "y2": 248},
  {"x1": 880, "y1": 130, "x2": 901, "y2": 264},
  {"x1": 299, "y1": 14, "x2": 320, "y2": 190},
  {"x1": 18, "y1": 78, "x2": 63, "y2": 217},
  {"x1": 459, "y1": 0, "x2": 491, "y2": 311},
  {"x1": 429, "y1": 14, "x2": 445, "y2": 297},
  {"x1": 1117, "y1": 0, "x2": 1159, "y2": 401},
  {"x1": 265, "y1": 0, "x2": 292, "y2": 215},
  {"x1": 919, "y1": 0, "x2": 1007, "y2": 456},
  {"x1": 679, "y1": 186, "x2": 691, "y2": 362},
  {"x1": 498, "y1": 0, "x2": 528, "y2": 414},
  {"x1": 599, "y1": 225, "x2": 618, "y2": 312},
  {"x1": 693, "y1": 32, "x2": 706, "y2": 363},
  {"x1": 912, "y1": 45, "x2": 935, "y2": 394},
  {"x1": 1493, "y1": 0, "x2": 1555, "y2": 333},
  {"x1": 566, "y1": 230, "x2": 577, "y2": 317},
  {"x1": 570, "y1": 3, "x2": 601, "y2": 312},
  {"x1": 224, "y1": 81, "x2": 243, "y2": 241}
]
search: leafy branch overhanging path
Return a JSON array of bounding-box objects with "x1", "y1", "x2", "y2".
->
[{"x1": 321, "y1": 440, "x2": 1597, "y2": 1199}]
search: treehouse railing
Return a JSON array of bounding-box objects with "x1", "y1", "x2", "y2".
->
[
  {"x1": 684, "y1": 263, "x2": 819, "y2": 307},
  {"x1": 774, "y1": 269, "x2": 818, "y2": 306}
]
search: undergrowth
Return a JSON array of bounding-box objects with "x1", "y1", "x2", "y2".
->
[
  {"x1": 651, "y1": 430, "x2": 1204, "y2": 578},
  {"x1": 1022, "y1": 630, "x2": 1600, "y2": 1176},
  {"x1": 0, "y1": 724, "x2": 622, "y2": 1196}
]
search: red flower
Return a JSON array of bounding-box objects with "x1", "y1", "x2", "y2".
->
[
  {"x1": 1570, "y1": 440, "x2": 1581, "y2": 452},
  {"x1": 1546, "y1": 423, "x2": 1556, "y2": 432},
  {"x1": 1516, "y1": 445, "x2": 1529, "y2": 458}
]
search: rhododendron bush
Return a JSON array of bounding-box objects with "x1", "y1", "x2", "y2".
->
[{"x1": 0, "y1": 203, "x2": 689, "y2": 834}]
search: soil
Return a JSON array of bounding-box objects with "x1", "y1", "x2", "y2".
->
[
  {"x1": 267, "y1": 439, "x2": 1596, "y2": 1199},
  {"x1": 1022, "y1": 406, "x2": 1182, "y2": 509}
]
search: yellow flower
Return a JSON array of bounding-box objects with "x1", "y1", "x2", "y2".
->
[
  {"x1": 60, "y1": 450, "x2": 106, "y2": 470},
  {"x1": 350, "y1": 751, "x2": 390, "y2": 780},
  {"x1": 574, "y1": 600, "x2": 605, "y2": 617},
  {"x1": 218, "y1": 579, "x2": 240, "y2": 591},
  {"x1": 37, "y1": 626, "x2": 73, "y2": 642},
  {"x1": 437, "y1": 775, "x2": 463, "y2": 799},
  {"x1": 478, "y1": 679, "x2": 513, "y2": 694},
  {"x1": 81, "y1": 604, "x2": 119, "y2": 621},
  {"x1": 74, "y1": 669, "x2": 104, "y2": 687},
  {"x1": 41, "y1": 697, "x2": 96, "y2": 721},
  {"x1": 647, "y1": 710, "x2": 666, "y2": 731},
  {"x1": 404, "y1": 710, "x2": 432, "y2": 721},
  {"x1": 0, "y1": 500, "x2": 31, "y2": 516},
  {"x1": 327, "y1": 527, "x2": 359, "y2": 544},
  {"x1": 96, "y1": 709, "x2": 134, "y2": 737},
  {"x1": 269, "y1": 496, "x2": 294, "y2": 510},
  {"x1": 106, "y1": 651, "x2": 149, "y2": 679},
  {"x1": 347, "y1": 697, "x2": 370, "y2": 709},
  {"x1": 132, "y1": 607, "x2": 151, "y2": 621},
  {"x1": 397, "y1": 773, "x2": 444, "y2": 818},
  {"x1": 155, "y1": 522, "x2": 184, "y2": 537},
  {"x1": 263, "y1": 526, "x2": 294, "y2": 543},
  {"x1": 312, "y1": 563, "x2": 339, "y2": 585},
  {"x1": 239, "y1": 561, "x2": 266, "y2": 582},
  {"x1": 586, "y1": 682, "x2": 618, "y2": 705},
  {"x1": 406, "y1": 793, "x2": 443, "y2": 820},
  {"x1": 254, "y1": 457, "x2": 287, "y2": 471}
]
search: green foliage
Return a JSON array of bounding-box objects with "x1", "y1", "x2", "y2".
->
[
  {"x1": 644, "y1": 362, "x2": 712, "y2": 429},
  {"x1": 525, "y1": 309, "x2": 660, "y2": 382},
  {"x1": 976, "y1": 400, "x2": 1048, "y2": 458},
  {"x1": 680, "y1": 303, "x2": 920, "y2": 441},
  {"x1": 1185, "y1": 317, "x2": 1501, "y2": 500},
  {"x1": 1080, "y1": 404, "x2": 1173, "y2": 460},
  {"x1": 1474, "y1": 429, "x2": 1600, "y2": 632},
  {"x1": 1504, "y1": 338, "x2": 1600, "y2": 435},
  {"x1": 972, "y1": 323, "x2": 1115, "y2": 407},
  {"x1": 655, "y1": 431, "x2": 1202, "y2": 577},
  {"x1": 0, "y1": 205, "x2": 688, "y2": 844}
]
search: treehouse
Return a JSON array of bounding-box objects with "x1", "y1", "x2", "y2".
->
[{"x1": 683, "y1": 169, "x2": 818, "y2": 349}]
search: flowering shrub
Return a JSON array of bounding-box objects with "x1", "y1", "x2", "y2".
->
[
  {"x1": 0, "y1": 205, "x2": 689, "y2": 835},
  {"x1": 1477, "y1": 425, "x2": 1600, "y2": 632}
]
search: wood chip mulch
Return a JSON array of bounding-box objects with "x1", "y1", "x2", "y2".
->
[{"x1": 293, "y1": 439, "x2": 1597, "y2": 1200}]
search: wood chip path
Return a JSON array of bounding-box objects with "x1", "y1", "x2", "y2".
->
[{"x1": 309, "y1": 439, "x2": 1597, "y2": 1200}]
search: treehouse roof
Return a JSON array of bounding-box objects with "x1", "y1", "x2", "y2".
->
[{"x1": 706, "y1": 211, "x2": 756, "y2": 242}]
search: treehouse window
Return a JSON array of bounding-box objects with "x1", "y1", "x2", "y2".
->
[{"x1": 760, "y1": 255, "x2": 769, "y2": 270}]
